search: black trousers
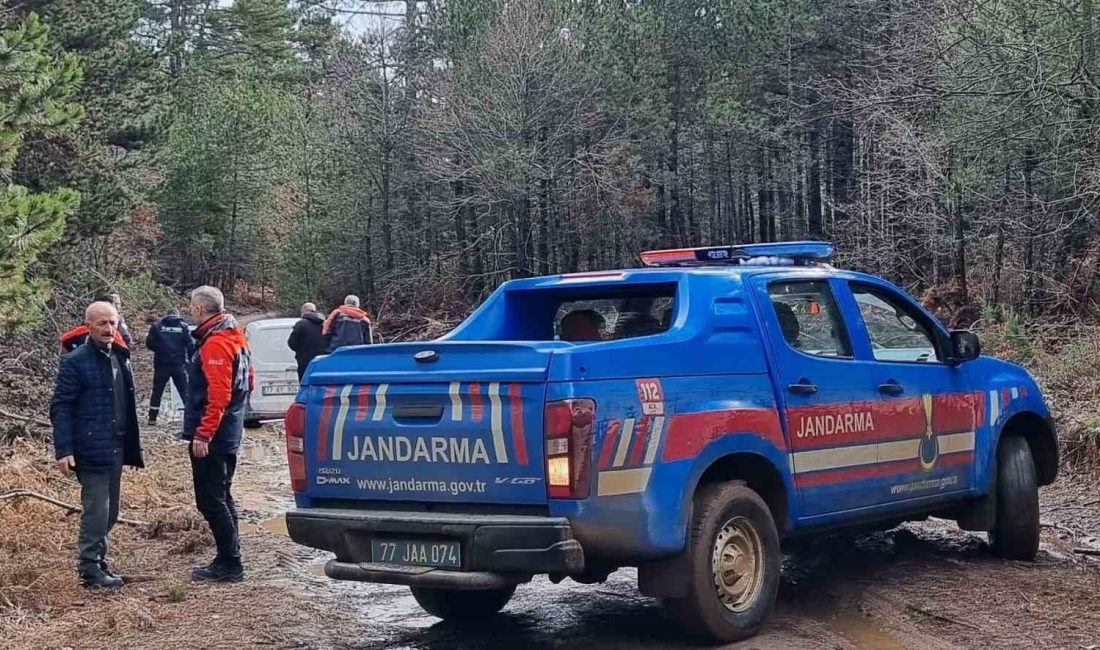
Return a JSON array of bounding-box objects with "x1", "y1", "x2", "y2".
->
[
  {"x1": 76, "y1": 464, "x2": 123, "y2": 573},
  {"x1": 149, "y1": 364, "x2": 188, "y2": 422},
  {"x1": 190, "y1": 450, "x2": 241, "y2": 567}
]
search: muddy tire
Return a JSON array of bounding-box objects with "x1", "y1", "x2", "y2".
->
[
  {"x1": 410, "y1": 586, "x2": 516, "y2": 621},
  {"x1": 989, "y1": 436, "x2": 1040, "y2": 560},
  {"x1": 664, "y1": 481, "x2": 780, "y2": 643}
]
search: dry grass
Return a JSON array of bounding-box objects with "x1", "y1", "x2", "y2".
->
[
  {"x1": 0, "y1": 427, "x2": 357, "y2": 650},
  {"x1": 0, "y1": 436, "x2": 212, "y2": 623}
]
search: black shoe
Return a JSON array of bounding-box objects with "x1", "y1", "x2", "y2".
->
[
  {"x1": 80, "y1": 568, "x2": 123, "y2": 589},
  {"x1": 99, "y1": 561, "x2": 122, "y2": 582},
  {"x1": 191, "y1": 561, "x2": 244, "y2": 583},
  {"x1": 148, "y1": 418, "x2": 157, "y2": 426}
]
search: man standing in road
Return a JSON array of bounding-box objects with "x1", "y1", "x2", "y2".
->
[
  {"x1": 183, "y1": 286, "x2": 253, "y2": 582},
  {"x1": 322, "y1": 294, "x2": 373, "y2": 351},
  {"x1": 146, "y1": 308, "x2": 195, "y2": 425},
  {"x1": 50, "y1": 301, "x2": 144, "y2": 589},
  {"x1": 287, "y1": 302, "x2": 327, "y2": 381}
]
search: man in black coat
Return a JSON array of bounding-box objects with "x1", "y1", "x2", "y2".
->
[
  {"x1": 146, "y1": 308, "x2": 195, "y2": 424},
  {"x1": 50, "y1": 301, "x2": 144, "y2": 589},
  {"x1": 287, "y1": 302, "x2": 326, "y2": 381}
]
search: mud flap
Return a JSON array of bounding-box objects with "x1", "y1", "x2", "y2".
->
[
  {"x1": 638, "y1": 553, "x2": 690, "y2": 598},
  {"x1": 956, "y1": 481, "x2": 996, "y2": 532}
]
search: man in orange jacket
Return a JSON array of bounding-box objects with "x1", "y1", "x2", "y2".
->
[
  {"x1": 322, "y1": 294, "x2": 374, "y2": 350},
  {"x1": 60, "y1": 321, "x2": 128, "y2": 354},
  {"x1": 182, "y1": 285, "x2": 253, "y2": 582}
]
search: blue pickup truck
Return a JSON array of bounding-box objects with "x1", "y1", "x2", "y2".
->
[{"x1": 284, "y1": 242, "x2": 1057, "y2": 643}]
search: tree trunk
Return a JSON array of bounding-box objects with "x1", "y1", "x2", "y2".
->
[{"x1": 807, "y1": 124, "x2": 823, "y2": 236}]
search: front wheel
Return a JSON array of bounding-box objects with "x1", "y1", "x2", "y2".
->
[
  {"x1": 410, "y1": 585, "x2": 516, "y2": 621},
  {"x1": 664, "y1": 482, "x2": 781, "y2": 643},
  {"x1": 989, "y1": 436, "x2": 1040, "y2": 560}
]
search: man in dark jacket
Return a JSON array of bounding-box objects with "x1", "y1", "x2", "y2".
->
[
  {"x1": 146, "y1": 308, "x2": 195, "y2": 424},
  {"x1": 184, "y1": 285, "x2": 253, "y2": 582},
  {"x1": 287, "y1": 302, "x2": 326, "y2": 380},
  {"x1": 50, "y1": 301, "x2": 144, "y2": 589},
  {"x1": 322, "y1": 295, "x2": 373, "y2": 350}
]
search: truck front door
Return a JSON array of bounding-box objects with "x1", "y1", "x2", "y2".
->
[
  {"x1": 754, "y1": 277, "x2": 883, "y2": 516},
  {"x1": 838, "y1": 280, "x2": 979, "y2": 505}
]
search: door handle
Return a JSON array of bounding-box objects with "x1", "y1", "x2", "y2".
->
[
  {"x1": 394, "y1": 404, "x2": 444, "y2": 420},
  {"x1": 788, "y1": 381, "x2": 818, "y2": 395},
  {"x1": 878, "y1": 381, "x2": 904, "y2": 395}
]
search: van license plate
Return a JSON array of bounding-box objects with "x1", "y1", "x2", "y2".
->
[
  {"x1": 262, "y1": 383, "x2": 298, "y2": 396},
  {"x1": 371, "y1": 539, "x2": 461, "y2": 569}
]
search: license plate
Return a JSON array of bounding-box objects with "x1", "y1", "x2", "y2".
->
[
  {"x1": 371, "y1": 538, "x2": 461, "y2": 569},
  {"x1": 262, "y1": 383, "x2": 298, "y2": 396}
]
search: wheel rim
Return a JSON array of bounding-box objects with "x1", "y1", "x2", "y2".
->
[{"x1": 711, "y1": 516, "x2": 765, "y2": 613}]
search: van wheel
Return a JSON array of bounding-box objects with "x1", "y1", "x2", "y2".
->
[
  {"x1": 989, "y1": 436, "x2": 1040, "y2": 560},
  {"x1": 664, "y1": 482, "x2": 780, "y2": 643},
  {"x1": 410, "y1": 586, "x2": 516, "y2": 621}
]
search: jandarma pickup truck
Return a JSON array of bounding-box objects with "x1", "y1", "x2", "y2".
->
[{"x1": 283, "y1": 242, "x2": 1057, "y2": 643}]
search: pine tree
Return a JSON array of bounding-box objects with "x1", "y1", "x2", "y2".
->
[{"x1": 0, "y1": 13, "x2": 83, "y2": 332}]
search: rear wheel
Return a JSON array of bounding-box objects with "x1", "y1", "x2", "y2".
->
[
  {"x1": 989, "y1": 436, "x2": 1040, "y2": 560},
  {"x1": 664, "y1": 482, "x2": 780, "y2": 643},
  {"x1": 410, "y1": 585, "x2": 516, "y2": 621}
]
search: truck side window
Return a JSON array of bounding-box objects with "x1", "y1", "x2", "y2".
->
[
  {"x1": 851, "y1": 285, "x2": 940, "y2": 363},
  {"x1": 767, "y1": 281, "x2": 852, "y2": 359}
]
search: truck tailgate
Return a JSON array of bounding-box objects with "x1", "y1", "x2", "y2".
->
[{"x1": 302, "y1": 342, "x2": 554, "y2": 505}]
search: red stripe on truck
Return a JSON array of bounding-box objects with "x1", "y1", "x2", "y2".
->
[
  {"x1": 315, "y1": 385, "x2": 338, "y2": 460},
  {"x1": 355, "y1": 384, "x2": 371, "y2": 421},
  {"x1": 508, "y1": 383, "x2": 529, "y2": 465},
  {"x1": 598, "y1": 420, "x2": 621, "y2": 469},
  {"x1": 469, "y1": 383, "x2": 484, "y2": 422},
  {"x1": 662, "y1": 408, "x2": 785, "y2": 461}
]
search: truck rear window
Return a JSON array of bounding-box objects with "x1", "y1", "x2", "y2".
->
[
  {"x1": 554, "y1": 288, "x2": 675, "y2": 342},
  {"x1": 447, "y1": 282, "x2": 678, "y2": 341}
]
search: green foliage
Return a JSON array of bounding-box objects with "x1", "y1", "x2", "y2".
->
[
  {"x1": 165, "y1": 581, "x2": 188, "y2": 602},
  {"x1": 0, "y1": 13, "x2": 83, "y2": 333},
  {"x1": 16, "y1": 0, "x2": 165, "y2": 239}
]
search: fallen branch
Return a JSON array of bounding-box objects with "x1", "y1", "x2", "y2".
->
[
  {"x1": 905, "y1": 603, "x2": 982, "y2": 631},
  {"x1": 0, "y1": 408, "x2": 50, "y2": 428},
  {"x1": 0, "y1": 490, "x2": 147, "y2": 526},
  {"x1": 1072, "y1": 547, "x2": 1100, "y2": 557},
  {"x1": 1039, "y1": 520, "x2": 1077, "y2": 536}
]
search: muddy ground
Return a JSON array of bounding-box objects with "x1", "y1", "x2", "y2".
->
[
  {"x1": 2, "y1": 333, "x2": 1100, "y2": 650},
  {"x1": 2, "y1": 418, "x2": 1099, "y2": 650}
]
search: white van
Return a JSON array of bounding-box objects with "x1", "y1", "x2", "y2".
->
[{"x1": 244, "y1": 318, "x2": 300, "y2": 426}]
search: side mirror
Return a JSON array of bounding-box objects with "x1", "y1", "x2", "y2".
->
[{"x1": 950, "y1": 330, "x2": 981, "y2": 364}]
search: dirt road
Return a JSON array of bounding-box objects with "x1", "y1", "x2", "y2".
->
[{"x1": 2, "y1": 423, "x2": 1099, "y2": 650}]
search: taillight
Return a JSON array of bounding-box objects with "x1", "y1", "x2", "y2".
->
[
  {"x1": 544, "y1": 398, "x2": 595, "y2": 499},
  {"x1": 285, "y1": 402, "x2": 307, "y2": 492}
]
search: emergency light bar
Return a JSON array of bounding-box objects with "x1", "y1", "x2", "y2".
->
[{"x1": 640, "y1": 241, "x2": 835, "y2": 268}]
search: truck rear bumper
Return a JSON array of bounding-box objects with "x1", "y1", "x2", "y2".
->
[
  {"x1": 286, "y1": 508, "x2": 585, "y2": 584},
  {"x1": 324, "y1": 560, "x2": 528, "y2": 589}
]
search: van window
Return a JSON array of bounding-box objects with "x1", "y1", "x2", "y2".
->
[{"x1": 249, "y1": 327, "x2": 295, "y2": 364}]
